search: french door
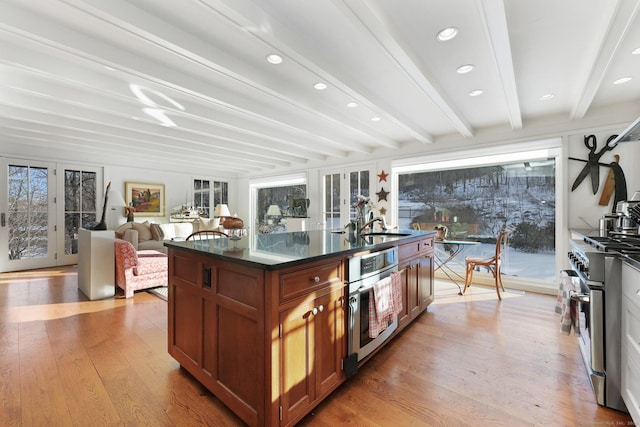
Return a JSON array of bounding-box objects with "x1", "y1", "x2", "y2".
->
[
  {"x1": 321, "y1": 164, "x2": 374, "y2": 230},
  {"x1": 0, "y1": 158, "x2": 102, "y2": 272},
  {"x1": 0, "y1": 159, "x2": 57, "y2": 272}
]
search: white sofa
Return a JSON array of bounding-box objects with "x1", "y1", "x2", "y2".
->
[{"x1": 115, "y1": 218, "x2": 221, "y2": 253}]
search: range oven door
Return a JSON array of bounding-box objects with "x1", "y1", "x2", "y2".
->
[{"x1": 569, "y1": 273, "x2": 606, "y2": 405}]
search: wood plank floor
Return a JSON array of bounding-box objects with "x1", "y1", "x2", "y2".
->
[{"x1": 0, "y1": 266, "x2": 633, "y2": 426}]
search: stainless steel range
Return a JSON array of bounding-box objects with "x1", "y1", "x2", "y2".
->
[{"x1": 566, "y1": 234, "x2": 640, "y2": 413}]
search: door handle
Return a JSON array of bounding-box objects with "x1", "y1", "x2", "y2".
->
[{"x1": 1, "y1": 213, "x2": 4, "y2": 227}]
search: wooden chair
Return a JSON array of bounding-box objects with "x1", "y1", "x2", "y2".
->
[
  {"x1": 186, "y1": 230, "x2": 229, "y2": 240},
  {"x1": 463, "y1": 229, "x2": 509, "y2": 300}
]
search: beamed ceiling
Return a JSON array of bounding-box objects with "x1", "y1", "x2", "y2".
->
[{"x1": 1, "y1": 0, "x2": 639, "y2": 176}]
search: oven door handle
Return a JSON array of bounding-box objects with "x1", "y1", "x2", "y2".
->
[{"x1": 570, "y1": 290, "x2": 589, "y2": 304}]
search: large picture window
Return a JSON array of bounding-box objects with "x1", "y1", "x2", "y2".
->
[
  {"x1": 250, "y1": 174, "x2": 308, "y2": 234},
  {"x1": 397, "y1": 156, "x2": 557, "y2": 282}
]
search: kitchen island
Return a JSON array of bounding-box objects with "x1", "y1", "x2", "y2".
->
[{"x1": 164, "y1": 229, "x2": 435, "y2": 427}]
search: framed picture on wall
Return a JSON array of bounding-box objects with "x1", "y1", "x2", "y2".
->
[{"x1": 125, "y1": 182, "x2": 165, "y2": 217}]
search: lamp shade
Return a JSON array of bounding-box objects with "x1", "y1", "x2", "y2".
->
[
  {"x1": 214, "y1": 204, "x2": 231, "y2": 217},
  {"x1": 266, "y1": 205, "x2": 281, "y2": 216},
  {"x1": 107, "y1": 190, "x2": 126, "y2": 207}
]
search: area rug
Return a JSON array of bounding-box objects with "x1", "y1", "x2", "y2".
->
[{"x1": 147, "y1": 286, "x2": 168, "y2": 301}]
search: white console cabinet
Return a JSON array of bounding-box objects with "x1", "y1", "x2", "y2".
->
[
  {"x1": 621, "y1": 260, "x2": 640, "y2": 424},
  {"x1": 78, "y1": 229, "x2": 115, "y2": 300}
]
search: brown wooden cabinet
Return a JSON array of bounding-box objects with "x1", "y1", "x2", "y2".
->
[
  {"x1": 168, "y1": 248, "x2": 345, "y2": 427},
  {"x1": 279, "y1": 286, "x2": 345, "y2": 426},
  {"x1": 397, "y1": 236, "x2": 434, "y2": 330},
  {"x1": 167, "y1": 232, "x2": 433, "y2": 427},
  {"x1": 168, "y1": 251, "x2": 265, "y2": 426}
]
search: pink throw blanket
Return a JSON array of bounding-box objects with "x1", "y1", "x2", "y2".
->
[
  {"x1": 368, "y1": 271, "x2": 403, "y2": 338},
  {"x1": 555, "y1": 271, "x2": 581, "y2": 336}
]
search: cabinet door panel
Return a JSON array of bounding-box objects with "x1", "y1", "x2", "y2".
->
[
  {"x1": 314, "y1": 289, "x2": 345, "y2": 397},
  {"x1": 171, "y1": 284, "x2": 201, "y2": 366},
  {"x1": 419, "y1": 254, "x2": 434, "y2": 309},
  {"x1": 280, "y1": 300, "x2": 314, "y2": 424}
]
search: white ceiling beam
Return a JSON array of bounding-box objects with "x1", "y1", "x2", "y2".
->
[
  {"x1": 337, "y1": 0, "x2": 473, "y2": 138},
  {"x1": 0, "y1": 1, "x2": 371, "y2": 158},
  {"x1": 570, "y1": 0, "x2": 640, "y2": 119},
  {"x1": 198, "y1": 0, "x2": 413, "y2": 146},
  {"x1": 477, "y1": 0, "x2": 522, "y2": 130},
  {"x1": 59, "y1": 0, "x2": 393, "y2": 151}
]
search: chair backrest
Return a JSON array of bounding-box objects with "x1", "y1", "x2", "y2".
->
[
  {"x1": 186, "y1": 230, "x2": 229, "y2": 241},
  {"x1": 495, "y1": 229, "x2": 509, "y2": 261}
]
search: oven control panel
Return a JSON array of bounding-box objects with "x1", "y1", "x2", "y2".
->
[{"x1": 569, "y1": 239, "x2": 605, "y2": 283}]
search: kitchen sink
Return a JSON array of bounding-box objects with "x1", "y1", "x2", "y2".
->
[{"x1": 359, "y1": 232, "x2": 411, "y2": 237}]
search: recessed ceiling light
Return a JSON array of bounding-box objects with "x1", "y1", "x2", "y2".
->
[
  {"x1": 468, "y1": 89, "x2": 484, "y2": 97},
  {"x1": 540, "y1": 94, "x2": 555, "y2": 100},
  {"x1": 456, "y1": 64, "x2": 474, "y2": 74},
  {"x1": 346, "y1": 102, "x2": 358, "y2": 108},
  {"x1": 632, "y1": 47, "x2": 640, "y2": 55},
  {"x1": 371, "y1": 117, "x2": 381, "y2": 121},
  {"x1": 313, "y1": 82, "x2": 327, "y2": 90},
  {"x1": 266, "y1": 54, "x2": 283, "y2": 64},
  {"x1": 437, "y1": 27, "x2": 458, "y2": 41},
  {"x1": 613, "y1": 77, "x2": 632, "y2": 85}
]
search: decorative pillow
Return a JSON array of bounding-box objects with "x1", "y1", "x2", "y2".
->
[
  {"x1": 198, "y1": 217, "x2": 220, "y2": 231},
  {"x1": 150, "y1": 223, "x2": 164, "y2": 241},
  {"x1": 131, "y1": 221, "x2": 153, "y2": 242},
  {"x1": 114, "y1": 222, "x2": 133, "y2": 239}
]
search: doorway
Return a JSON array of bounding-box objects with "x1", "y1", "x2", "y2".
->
[
  {"x1": 0, "y1": 158, "x2": 102, "y2": 272},
  {"x1": 321, "y1": 164, "x2": 374, "y2": 230}
]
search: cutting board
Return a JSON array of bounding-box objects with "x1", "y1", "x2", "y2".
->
[{"x1": 599, "y1": 154, "x2": 619, "y2": 206}]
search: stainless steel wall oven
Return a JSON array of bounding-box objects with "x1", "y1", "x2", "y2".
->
[{"x1": 346, "y1": 247, "x2": 399, "y2": 366}]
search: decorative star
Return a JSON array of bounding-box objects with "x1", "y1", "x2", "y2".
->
[
  {"x1": 379, "y1": 207, "x2": 387, "y2": 215},
  {"x1": 377, "y1": 170, "x2": 389, "y2": 182},
  {"x1": 376, "y1": 187, "x2": 389, "y2": 202}
]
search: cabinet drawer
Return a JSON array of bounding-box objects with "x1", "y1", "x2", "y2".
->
[
  {"x1": 623, "y1": 265, "x2": 640, "y2": 306},
  {"x1": 280, "y1": 259, "x2": 343, "y2": 303},
  {"x1": 421, "y1": 238, "x2": 433, "y2": 252},
  {"x1": 399, "y1": 241, "x2": 421, "y2": 259}
]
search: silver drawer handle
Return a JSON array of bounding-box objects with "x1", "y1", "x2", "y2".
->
[
  {"x1": 313, "y1": 276, "x2": 320, "y2": 283},
  {"x1": 570, "y1": 291, "x2": 589, "y2": 304}
]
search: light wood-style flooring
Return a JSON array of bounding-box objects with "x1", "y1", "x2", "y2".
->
[{"x1": 0, "y1": 266, "x2": 633, "y2": 426}]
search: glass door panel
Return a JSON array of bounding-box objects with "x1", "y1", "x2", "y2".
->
[{"x1": 0, "y1": 159, "x2": 56, "y2": 272}]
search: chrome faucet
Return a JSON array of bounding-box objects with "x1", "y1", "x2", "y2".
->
[{"x1": 360, "y1": 216, "x2": 389, "y2": 233}]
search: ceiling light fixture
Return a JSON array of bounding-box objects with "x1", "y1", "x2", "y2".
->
[
  {"x1": 346, "y1": 102, "x2": 358, "y2": 108},
  {"x1": 371, "y1": 117, "x2": 381, "y2": 121},
  {"x1": 613, "y1": 77, "x2": 632, "y2": 85},
  {"x1": 468, "y1": 89, "x2": 483, "y2": 97},
  {"x1": 313, "y1": 82, "x2": 327, "y2": 90},
  {"x1": 266, "y1": 54, "x2": 283, "y2": 64},
  {"x1": 437, "y1": 27, "x2": 458, "y2": 41},
  {"x1": 540, "y1": 94, "x2": 555, "y2": 100},
  {"x1": 456, "y1": 64, "x2": 474, "y2": 74},
  {"x1": 632, "y1": 47, "x2": 640, "y2": 55}
]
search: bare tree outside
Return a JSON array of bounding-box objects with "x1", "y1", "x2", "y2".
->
[
  {"x1": 64, "y1": 170, "x2": 97, "y2": 255},
  {"x1": 398, "y1": 160, "x2": 556, "y2": 281},
  {"x1": 8, "y1": 165, "x2": 48, "y2": 260}
]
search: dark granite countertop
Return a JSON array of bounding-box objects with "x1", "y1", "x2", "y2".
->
[{"x1": 164, "y1": 229, "x2": 435, "y2": 270}]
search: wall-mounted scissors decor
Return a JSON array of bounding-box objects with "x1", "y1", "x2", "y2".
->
[{"x1": 570, "y1": 134, "x2": 627, "y2": 210}]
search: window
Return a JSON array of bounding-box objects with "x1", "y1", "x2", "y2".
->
[
  {"x1": 193, "y1": 179, "x2": 228, "y2": 217},
  {"x1": 250, "y1": 174, "x2": 307, "y2": 233},
  {"x1": 396, "y1": 151, "x2": 557, "y2": 283},
  {"x1": 64, "y1": 169, "x2": 97, "y2": 255}
]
